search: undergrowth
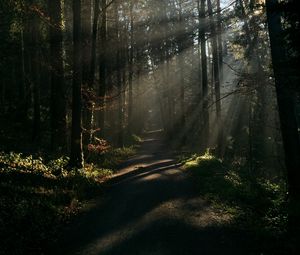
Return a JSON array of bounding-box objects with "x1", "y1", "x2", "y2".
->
[
  {"x1": 86, "y1": 145, "x2": 137, "y2": 169},
  {"x1": 182, "y1": 151, "x2": 288, "y2": 238},
  {"x1": 0, "y1": 150, "x2": 121, "y2": 255}
]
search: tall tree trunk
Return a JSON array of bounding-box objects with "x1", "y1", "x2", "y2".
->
[
  {"x1": 207, "y1": 0, "x2": 223, "y2": 155},
  {"x1": 70, "y1": 0, "x2": 84, "y2": 168},
  {"x1": 48, "y1": 0, "x2": 67, "y2": 152},
  {"x1": 266, "y1": 0, "x2": 300, "y2": 234},
  {"x1": 19, "y1": 31, "x2": 25, "y2": 105},
  {"x1": 199, "y1": 0, "x2": 209, "y2": 149},
  {"x1": 115, "y1": 2, "x2": 123, "y2": 147},
  {"x1": 216, "y1": 0, "x2": 223, "y2": 80},
  {"x1": 30, "y1": 3, "x2": 40, "y2": 142},
  {"x1": 82, "y1": 0, "x2": 92, "y2": 85},
  {"x1": 178, "y1": 0, "x2": 185, "y2": 129},
  {"x1": 0, "y1": 78, "x2": 5, "y2": 112},
  {"x1": 128, "y1": 1, "x2": 134, "y2": 134},
  {"x1": 22, "y1": 17, "x2": 32, "y2": 123},
  {"x1": 89, "y1": 0, "x2": 100, "y2": 86},
  {"x1": 18, "y1": 28, "x2": 28, "y2": 120},
  {"x1": 82, "y1": 0, "x2": 94, "y2": 146},
  {"x1": 99, "y1": 0, "x2": 107, "y2": 135},
  {"x1": 207, "y1": 0, "x2": 220, "y2": 117}
]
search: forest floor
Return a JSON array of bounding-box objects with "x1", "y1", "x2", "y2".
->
[{"x1": 48, "y1": 130, "x2": 276, "y2": 255}]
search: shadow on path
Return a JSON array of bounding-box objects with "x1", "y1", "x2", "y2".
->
[{"x1": 49, "y1": 131, "x2": 257, "y2": 255}]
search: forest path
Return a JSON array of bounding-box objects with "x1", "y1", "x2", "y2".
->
[{"x1": 51, "y1": 131, "x2": 254, "y2": 255}]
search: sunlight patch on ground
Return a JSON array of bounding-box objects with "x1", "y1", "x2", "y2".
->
[{"x1": 111, "y1": 159, "x2": 177, "y2": 184}]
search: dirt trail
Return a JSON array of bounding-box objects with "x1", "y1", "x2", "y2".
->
[{"x1": 51, "y1": 131, "x2": 254, "y2": 255}]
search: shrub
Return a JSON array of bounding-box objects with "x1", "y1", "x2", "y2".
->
[{"x1": 182, "y1": 151, "x2": 287, "y2": 234}]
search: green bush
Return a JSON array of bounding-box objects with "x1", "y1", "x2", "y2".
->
[
  {"x1": 182, "y1": 151, "x2": 287, "y2": 234},
  {"x1": 0, "y1": 151, "x2": 113, "y2": 254},
  {"x1": 86, "y1": 146, "x2": 137, "y2": 169}
]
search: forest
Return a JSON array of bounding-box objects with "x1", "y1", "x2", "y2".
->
[{"x1": 0, "y1": 0, "x2": 299, "y2": 254}]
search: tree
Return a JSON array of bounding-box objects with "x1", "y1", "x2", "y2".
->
[
  {"x1": 29, "y1": 0, "x2": 41, "y2": 142},
  {"x1": 99, "y1": 0, "x2": 107, "y2": 134},
  {"x1": 48, "y1": 0, "x2": 67, "y2": 151},
  {"x1": 198, "y1": 0, "x2": 209, "y2": 148},
  {"x1": 70, "y1": 0, "x2": 84, "y2": 168},
  {"x1": 82, "y1": 0, "x2": 92, "y2": 85},
  {"x1": 89, "y1": 0, "x2": 100, "y2": 86},
  {"x1": 127, "y1": 0, "x2": 134, "y2": 133},
  {"x1": 207, "y1": 0, "x2": 221, "y2": 117},
  {"x1": 266, "y1": 0, "x2": 300, "y2": 232},
  {"x1": 114, "y1": 1, "x2": 123, "y2": 147}
]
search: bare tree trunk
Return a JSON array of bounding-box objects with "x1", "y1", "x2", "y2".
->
[
  {"x1": 207, "y1": 0, "x2": 220, "y2": 117},
  {"x1": 199, "y1": 0, "x2": 209, "y2": 149},
  {"x1": 115, "y1": 2, "x2": 123, "y2": 147},
  {"x1": 216, "y1": 0, "x2": 223, "y2": 80},
  {"x1": 89, "y1": 0, "x2": 100, "y2": 86},
  {"x1": 178, "y1": 0, "x2": 185, "y2": 129},
  {"x1": 70, "y1": 0, "x2": 84, "y2": 168},
  {"x1": 30, "y1": 3, "x2": 40, "y2": 142},
  {"x1": 48, "y1": 0, "x2": 67, "y2": 152},
  {"x1": 128, "y1": 1, "x2": 134, "y2": 134},
  {"x1": 18, "y1": 28, "x2": 28, "y2": 120},
  {"x1": 99, "y1": 0, "x2": 107, "y2": 135},
  {"x1": 82, "y1": 0, "x2": 92, "y2": 85},
  {"x1": 266, "y1": 0, "x2": 300, "y2": 235},
  {"x1": 207, "y1": 0, "x2": 223, "y2": 155}
]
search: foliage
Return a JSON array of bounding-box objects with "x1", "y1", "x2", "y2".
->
[
  {"x1": 0, "y1": 151, "x2": 112, "y2": 254},
  {"x1": 86, "y1": 145, "x2": 137, "y2": 170},
  {"x1": 182, "y1": 152, "x2": 287, "y2": 236}
]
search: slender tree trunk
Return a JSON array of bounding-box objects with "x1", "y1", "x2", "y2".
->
[
  {"x1": 23, "y1": 18, "x2": 32, "y2": 122},
  {"x1": 266, "y1": 0, "x2": 300, "y2": 234},
  {"x1": 199, "y1": 0, "x2": 209, "y2": 149},
  {"x1": 70, "y1": 0, "x2": 84, "y2": 168},
  {"x1": 178, "y1": 0, "x2": 185, "y2": 129},
  {"x1": 163, "y1": 1, "x2": 174, "y2": 136},
  {"x1": 20, "y1": 30, "x2": 25, "y2": 103},
  {"x1": 18, "y1": 29, "x2": 28, "y2": 120},
  {"x1": 216, "y1": 0, "x2": 223, "y2": 80},
  {"x1": 82, "y1": 0, "x2": 92, "y2": 85},
  {"x1": 89, "y1": 0, "x2": 100, "y2": 86},
  {"x1": 0, "y1": 78, "x2": 5, "y2": 112},
  {"x1": 115, "y1": 2, "x2": 123, "y2": 147},
  {"x1": 128, "y1": 1, "x2": 134, "y2": 134},
  {"x1": 82, "y1": 0, "x2": 94, "y2": 145},
  {"x1": 30, "y1": 3, "x2": 40, "y2": 142},
  {"x1": 207, "y1": 0, "x2": 220, "y2": 117},
  {"x1": 207, "y1": 0, "x2": 223, "y2": 155},
  {"x1": 99, "y1": 0, "x2": 107, "y2": 135},
  {"x1": 48, "y1": 0, "x2": 67, "y2": 152}
]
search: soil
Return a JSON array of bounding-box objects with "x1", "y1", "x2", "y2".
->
[{"x1": 49, "y1": 131, "x2": 257, "y2": 255}]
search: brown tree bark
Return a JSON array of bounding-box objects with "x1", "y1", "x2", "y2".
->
[
  {"x1": 128, "y1": 0, "x2": 134, "y2": 134},
  {"x1": 266, "y1": 0, "x2": 300, "y2": 235},
  {"x1": 216, "y1": 0, "x2": 223, "y2": 79},
  {"x1": 29, "y1": 2, "x2": 40, "y2": 142},
  {"x1": 89, "y1": 0, "x2": 100, "y2": 86},
  {"x1": 207, "y1": 0, "x2": 221, "y2": 117},
  {"x1": 48, "y1": 0, "x2": 67, "y2": 152},
  {"x1": 82, "y1": 0, "x2": 92, "y2": 85},
  {"x1": 114, "y1": 1, "x2": 123, "y2": 147},
  {"x1": 70, "y1": 0, "x2": 84, "y2": 168},
  {"x1": 98, "y1": 0, "x2": 107, "y2": 135},
  {"x1": 199, "y1": 0, "x2": 209, "y2": 148}
]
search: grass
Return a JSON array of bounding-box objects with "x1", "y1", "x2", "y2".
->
[
  {"x1": 182, "y1": 151, "x2": 288, "y2": 253},
  {"x1": 85, "y1": 145, "x2": 138, "y2": 170},
  {"x1": 0, "y1": 147, "x2": 137, "y2": 255}
]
